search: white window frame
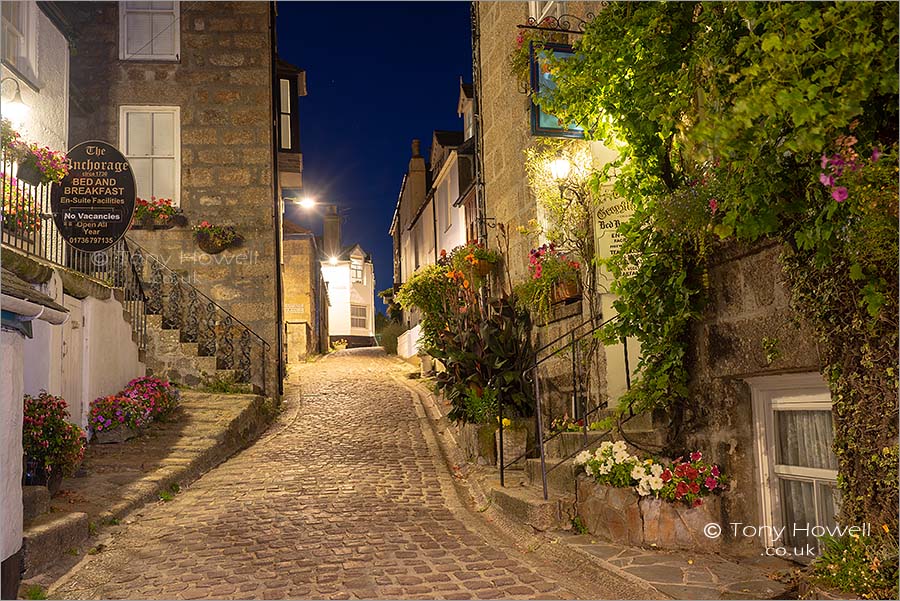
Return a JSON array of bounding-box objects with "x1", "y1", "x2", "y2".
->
[
  {"x1": 350, "y1": 259, "x2": 364, "y2": 284},
  {"x1": 748, "y1": 372, "x2": 838, "y2": 549},
  {"x1": 119, "y1": 1, "x2": 181, "y2": 62},
  {"x1": 528, "y1": 1, "x2": 565, "y2": 22},
  {"x1": 350, "y1": 305, "x2": 367, "y2": 329},
  {"x1": 279, "y1": 78, "x2": 293, "y2": 151},
  {"x1": 119, "y1": 105, "x2": 181, "y2": 206},
  {"x1": 1, "y1": 0, "x2": 38, "y2": 83}
]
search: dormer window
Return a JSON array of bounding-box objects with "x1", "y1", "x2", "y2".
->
[{"x1": 350, "y1": 259, "x2": 364, "y2": 283}]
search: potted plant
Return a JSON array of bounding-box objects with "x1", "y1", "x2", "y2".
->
[
  {"x1": 514, "y1": 243, "x2": 582, "y2": 320},
  {"x1": 2, "y1": 172, "x2": 42, "y2": 238},
  {"x1": 88, "y1": 394, "x2": 153, "y2": 444},
  {"x1": 131, "y1": 197, "x2": 186, "y2": 230},
  {"x1": 22, "y1": 391, "x2": 86, "y2": 495},
  {"x1": 507, "y1": 20, "x2": 570, "y2": 89},
  {"x1": 12, "y1": 141, "x2": 69, "y2": 186},
  {"x1": 121, "y1": 376, "x2": 180, "y2": 419},
  {"x1": 192, "y1": 220, "x2": 241, "y2": 254},
  {"x1": 453, "y1": 242, "x2": 501, "y2": 277},
  {"x1": 331, "y1": 338, "x2": 348, "y2": 351}
]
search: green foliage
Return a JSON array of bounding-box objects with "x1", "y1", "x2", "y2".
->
[
  {"x1": 571, "y1": 516, "x2": 589, "y2": 535},
  {"x1": 536, "y1": 2, "x2": 898, "y2": 568},
  {"x1": 22, "y1": 585, "x2": 47, "y2": 600},
  {"x1": 379, "y1": 322, "x2": 405, "y2": 355},
  {"x1": 514, "y1": 243, "x2": 582, "y2": 321},
  {"x1": 199, "y1": 372, "x2": 245, "y2": 394},
  {"x1": 813, "y1": 531, "x2": 899, "y2": 600},
  {"x1": 396, "y1": 247, "x2": 535, "y2": 425},
  {"x1": 377, "y1": 287, "x2": 403, "y2": 323}
]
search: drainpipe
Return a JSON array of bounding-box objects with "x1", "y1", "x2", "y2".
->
[
  {"x1": 471, "y1": 1, "x2": 488, "y2": 246},
  {"x1": 269, "y1": 0, "x2": 285, "y2": 396},
  {"x1": 432, "y1": 196, "x2": 439, "y2": 264},
  {"x1": 0, "y1": 295, "x2": 69, "y2": 325}
]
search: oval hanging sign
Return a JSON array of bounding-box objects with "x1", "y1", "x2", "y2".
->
[{"x1": 50, "y1": 140, "x2": 136, "y2": 252}]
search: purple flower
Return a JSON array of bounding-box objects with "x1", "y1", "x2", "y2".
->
[
  {"x1": 831, "y1": 187, "x2": 849, "y2": 202},
  {"x1": 872, "y1": 147, "x2": 881, "y2": 162},
  {"x1": 819, "y1": 173, "x2": 834, "y2": 187},
  {"x1": 820, "y1": 155, "x2": 829, "y2": 169}
]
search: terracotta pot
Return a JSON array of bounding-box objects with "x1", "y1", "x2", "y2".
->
[
  {"x1": 15, "y1": 161, "x2": 44, "y2": 186},
  {"x1": 552, "y1": 279, "x2": 581, "y2": 303},
  {"x1": 93, "y1": 425, "x2": 140, "y2": 444}
]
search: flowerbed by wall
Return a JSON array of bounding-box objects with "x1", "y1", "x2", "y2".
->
[
  {"x1": 574, "y1": 441, "x2": 726, "y2": 506},
  {"x1": 89, "y1": 377, "x2": 180, "y2": 443}
]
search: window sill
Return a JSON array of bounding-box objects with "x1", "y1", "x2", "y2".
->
[{"x1": 1, "y1": 60, "x2": 41, "y2": 93}]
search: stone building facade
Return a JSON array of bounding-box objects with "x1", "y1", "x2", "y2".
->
[
  {"x1": 473, "y1": 1, "x2": 835, "y2": 555},
  {"x1": 282, "y1": 221, "x2": 329, "y2": 361},
  {"x1": 60, "y1": 1, "x2": 286, "y2": 395}
]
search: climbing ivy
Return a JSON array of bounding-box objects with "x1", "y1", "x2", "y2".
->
[{"x1": 535, "y1": 1, "x2": 899, "y2": 577}]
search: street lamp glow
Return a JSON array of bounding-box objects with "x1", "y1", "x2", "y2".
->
[
  {"x1": 328, "y1": 256, "x2": 338, "y2": 265},
  {"x1": 298, "y1": 196, "x2": 317, "y2": 210},
  {"x1": 548, "y1": 158, "x2": 571, "y2": 181}
]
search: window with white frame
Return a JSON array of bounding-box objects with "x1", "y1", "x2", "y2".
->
[
  {"x1": 750, "y1": 374, "x2": 840, "y2": 555},
  {"x1": 120, "y1": 106, "x2": 181, "y2": 205},
  {"x1": 350, "y1": 259, "x2": 363, "y2": 283},
  {"x1": 528, "y1": 1, "x2": 565, "y2": 22},
  {"x1": 120, "y1": 1, "x2": 180, "y2": 61},
  {"x1": 2, "y1": 0, "x2": 36, "y2": 81},
  {"x1": 350, "y1": 305, "x2": 367, "y2": 329},
  {"x1": 278, "y1": 78, "x2": 299, "y2": 151}
]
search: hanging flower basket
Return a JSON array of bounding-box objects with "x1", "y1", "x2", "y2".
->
[
  {"x1": 552, "y1": 278, "x2": 581, "y2": 303},
  {"x1": 15, "y1": 161, "x2": 43, "y2": 186},
  {"x1": 193, "y1": 221, "x2": 241, "y2": 255},
  {"x1": 474, "y1": 259, "x2": 494, "y2": 277}
]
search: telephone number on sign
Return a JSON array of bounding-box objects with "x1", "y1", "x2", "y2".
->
[{"x1": 69, "y1": 236, "x2": 115, "y2": 244}]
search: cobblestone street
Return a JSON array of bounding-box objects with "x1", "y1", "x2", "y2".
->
[{"x1": 49, "y1": 350, "x2": 649, "y2": 600}]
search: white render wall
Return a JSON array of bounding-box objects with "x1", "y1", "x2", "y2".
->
[
  {"x1": 1, "y1": 331, "x2": 25, "y2": 562},
  {"x1": 322, "y1": 256, "x2": 375, "y2": 339},
  {"x1": 1, "y1": 3, "x2": 69, "y2": 153},
  {"x1": 24, "y1": 272, "x2": 145, "y2": 430}
]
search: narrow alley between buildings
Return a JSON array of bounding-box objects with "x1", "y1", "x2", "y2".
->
[{"x1": 45, "y1": 350, "x2": 650, "y2": 600}]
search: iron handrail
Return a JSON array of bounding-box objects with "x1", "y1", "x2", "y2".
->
[{"x1": 125, "y1": 236, "x2": 271, "y2": 350}]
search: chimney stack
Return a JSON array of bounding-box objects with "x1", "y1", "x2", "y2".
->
[{"x1": 323, "y1": 205, "x2": 341, "y2": 259}]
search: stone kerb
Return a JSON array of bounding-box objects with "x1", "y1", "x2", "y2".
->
[{"x1": 576, "y1": 474, "x2": 723, "y2": 551}]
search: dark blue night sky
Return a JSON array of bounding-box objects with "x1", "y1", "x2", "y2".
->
[{"x1": 276, "y1": 1, "x2": 473, "y2": 314}]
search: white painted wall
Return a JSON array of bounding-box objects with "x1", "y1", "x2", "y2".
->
[
  {"x1": 1, "y1": 2, "x2": 69, "y2": 152},
  {"x1": 1, "y1": 331, "x2": 25, "y2": 562},
  {"x1": 23, "y1": 272, "x2": 145, "y2": 430},
  {"x1": 397, "y1": 323, "x2": 421, "y2": 359},
  {"x1": 321, "y1": 250, "x2": 376, "y2": 339}
]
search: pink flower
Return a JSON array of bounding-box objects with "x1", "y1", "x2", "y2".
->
[
  {"x1": 831, "y1": 187, "x2": 849, "y2": 202},
  {"x1": 818, "y1": 173, "x2": 834, "y2": 187},
  {"x1": 708, "y1": 198, "x2": 718, "y2": 214},
  {"x1": 872, "y1": 147, "x2": 881, "y2": 162},
  {"x1": 711, "y1": 466, "x2": 720, "y2": 477},
  {"x1": 690, "y1": 451, "x2": 702, "y2": 462},
  {"x1": 705, "y1": 476, "x2": 717, "y2": 490}
]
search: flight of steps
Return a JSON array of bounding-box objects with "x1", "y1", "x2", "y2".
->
[{"x1": 114, "y1": 288, "x2": 249, "y2": 390}]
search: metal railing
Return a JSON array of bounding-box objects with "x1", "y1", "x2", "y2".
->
[
  {"x1": 2, "y1": 157, "x2": 271, "y2": 395},
  {"x1": 497, "y1": 313, "x2": 632, "y2": 500},
  {"x1": 127, "y1": 238, "x2": 271, "y2": 394}
]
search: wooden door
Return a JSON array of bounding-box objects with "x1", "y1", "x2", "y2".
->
[{"x1": 60, "y1": 297, "x2": 84, "y2": 427}]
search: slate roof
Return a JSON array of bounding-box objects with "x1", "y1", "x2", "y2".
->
[{"x1": 1, "y1": 268, "x2": 67, "y2": 313}]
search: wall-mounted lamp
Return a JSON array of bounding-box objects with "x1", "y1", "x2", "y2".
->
[
  {"x1": 548, "y1": 157, "x2": 572, "y2": 181},
  {"x1": 297, "y1": 196, "x2": 316, "y2": 210},
  {"x1": 1, "y1": 77, "x2": 29, "y2": 126},
  {"x1": 328, "y1": 256, "x2": 339, "y2": 265}
]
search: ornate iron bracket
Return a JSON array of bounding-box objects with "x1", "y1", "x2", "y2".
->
[
  {"x1": 238, "y1": 330, "x2": 251, "y2": 383},
  {"x1": 219, "y1": 315, "x2": 235, "y2": 370},
  {"x1": 183, "y1": 288, "x2": 199, "y2": 343},
  {"x1": 516, "y1": 12, "x2": 598, "y2": 36},
  {"x1": 200, "y1": 302, "x2": 217, "y2": 357}
]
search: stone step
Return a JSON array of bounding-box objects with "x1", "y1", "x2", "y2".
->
[
  {"x1": 543, "y1": 431, "x2": 611, "y2": 460},
  {"x1": 22, "y1": 486, "x2": 50, "y2": 523},
  {"x1": 22, "y1": 511, "x2": 89, "y2": 577},
  {"x1": 180, "y1": 342, "x2": 199, "y2": 357},
  {"x1": 525, "y1": 458, "x2": 579, "y2": 496},
  {"x1": 146, "y1": 313, "x2": 163, "y2": 329},
  {"x1": 488, "y1": 475, "x2": 576, "y2": 532}
]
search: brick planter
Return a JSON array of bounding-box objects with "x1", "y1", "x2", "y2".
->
[{"x1": 576, "y1": 475, "x2": 722, "y2": 550}]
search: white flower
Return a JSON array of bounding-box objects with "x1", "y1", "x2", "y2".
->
[
  {"x1": 613, "y1": 450, "x2": 631, "y2": 464},
  {"x1": 585, "y1": 463, "x2": 595, "y2": 477},
  {"x1": 612, "y1": 440, "x2": 627, "y2": 454},
  {"x1": 647, "y1": 475, "x2": 664, "y2": 491},
  {"x1": 636, "y1": 480, "x2": 652, "y2": 496},
  {"x1": 631, "y1": 465, "x2": 647, "y2": 480},
  {"x1": 650, "y1": 463, "x2": 664, "y2": 478},
  {"x1": 574, "y1": 450, "x2": 592, "y2": 466},
  {"x1": 598, "y1": 461, "x2": 611, "y2": 475}
]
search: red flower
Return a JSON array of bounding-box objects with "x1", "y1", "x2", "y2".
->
[
  {"x1": 692, "y1": 499, "x2": 703, "y2": 508},
  {"x1": 705, "y1": 476, "x2": 718, "y2": 491},
  {"x1": 689, "y1": 481, "x2": 700, "y2": 495},
  {"x1": 660, "y1": 469, "x2": 672, "y2": 482},
  {"x1": 675, "y1": 482, "x2": 689, "y2": 500},
  {"x1": 690, "y1": 451, "x2": 702, "y2": 462}
]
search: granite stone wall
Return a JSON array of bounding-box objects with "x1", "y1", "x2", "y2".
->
[{"x1": 62, "y1": 2, "x2": 280, "y2": 395}]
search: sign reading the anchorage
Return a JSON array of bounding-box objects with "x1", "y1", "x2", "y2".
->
[
  {"x1": 595, "y1": 196, "x2": 636, "y2": 291},
  {"x1": 51, "y1": 141, "x2": 136, "y2": 252}
]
